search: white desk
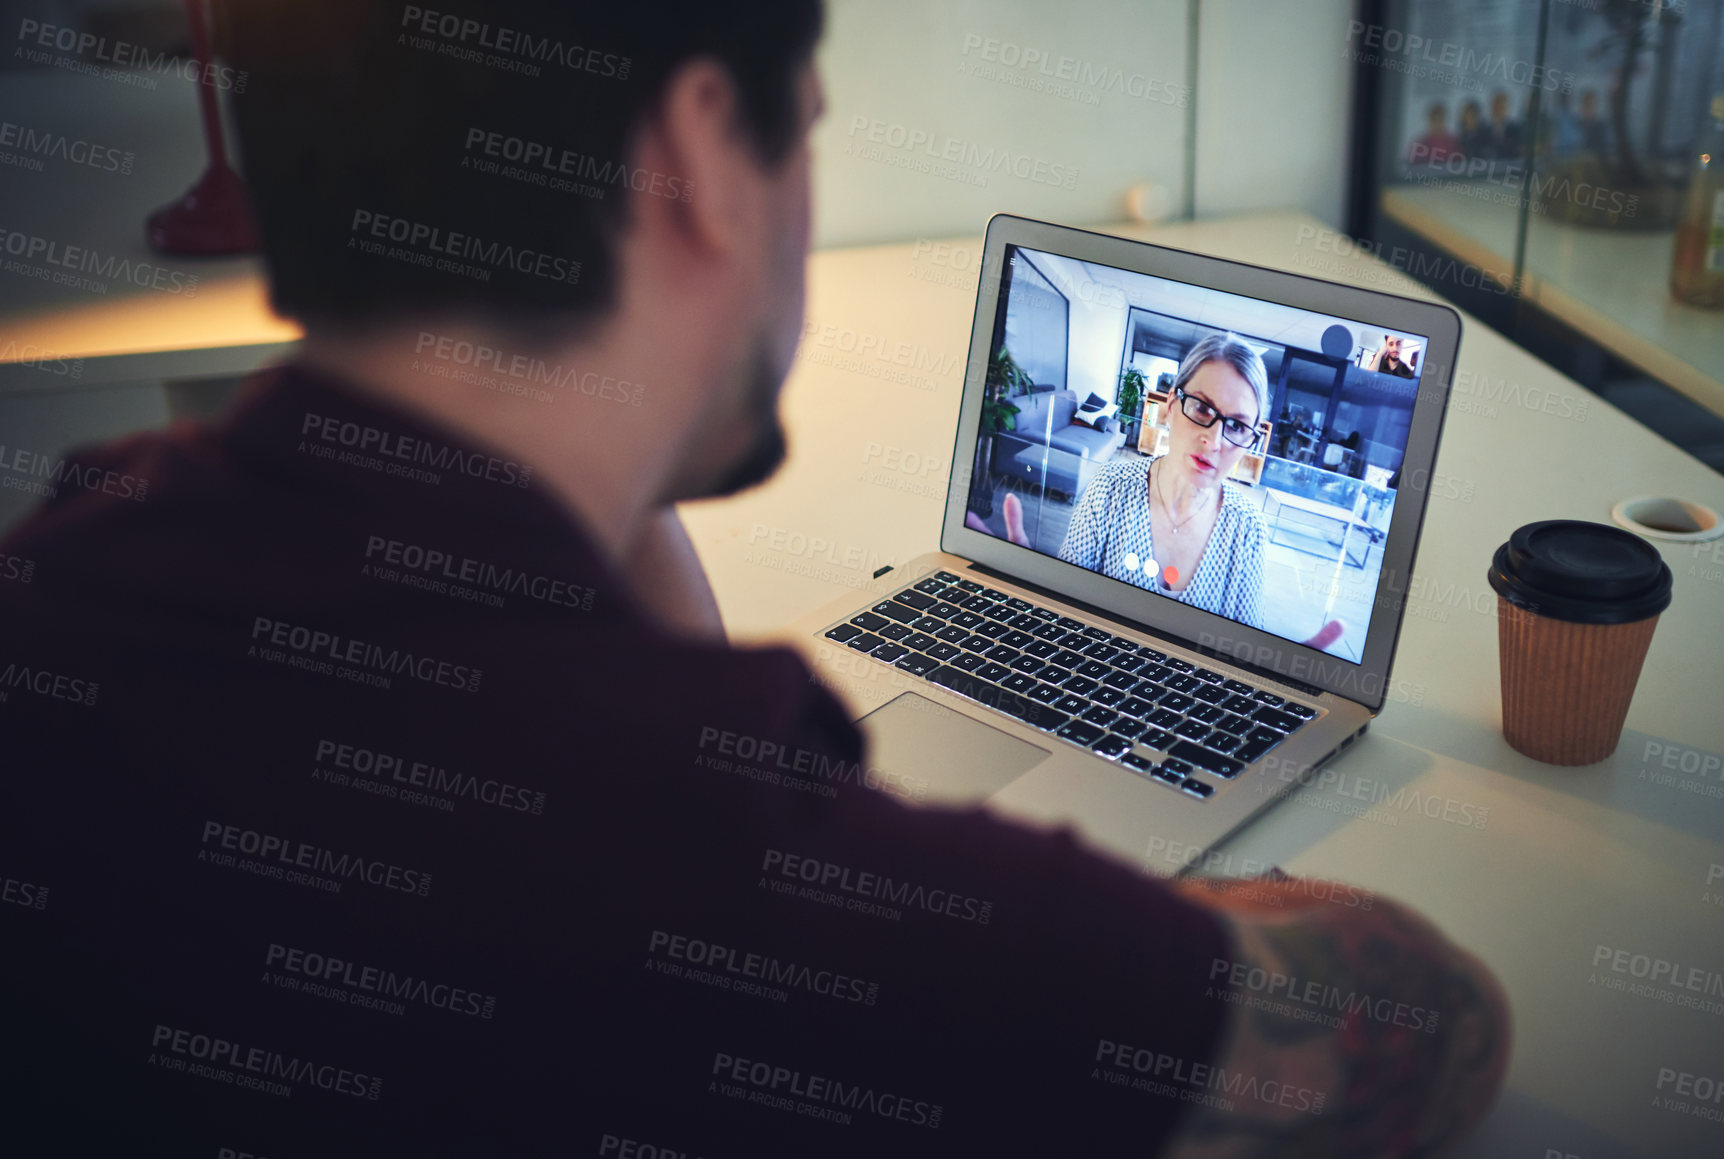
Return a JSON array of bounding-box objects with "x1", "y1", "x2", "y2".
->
[
  {"x1": 678, "y1": 213, "x2": 1724, "y2": 1159},
  {"x1": 5, "y1": 185, "x2": 1722, "y2": 1152}
]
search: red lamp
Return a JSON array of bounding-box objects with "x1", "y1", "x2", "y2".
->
[{"x1": 146, "y1": 0, "x2": 258, "y2": 255}]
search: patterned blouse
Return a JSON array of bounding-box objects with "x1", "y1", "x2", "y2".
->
[{"x1": 1057, "y1": 455, "x2": 1267, "y2": 630}]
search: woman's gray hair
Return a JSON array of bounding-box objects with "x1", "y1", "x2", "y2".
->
[{"x1": 1172, "y1": 332, "x2": 1270, "y2": 430}]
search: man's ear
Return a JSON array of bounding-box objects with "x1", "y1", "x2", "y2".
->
[{"x1": 639, "y1": 56, "x2": 755, "y2": 259}]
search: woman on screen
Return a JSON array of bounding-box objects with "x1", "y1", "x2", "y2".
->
[{"x1": 978, "y1": 333, "x2": 1342, "y2": 652}]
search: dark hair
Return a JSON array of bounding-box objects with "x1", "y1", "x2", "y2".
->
[{"x1": 223, "y1": 0, "x2": 824, "y2": 339}]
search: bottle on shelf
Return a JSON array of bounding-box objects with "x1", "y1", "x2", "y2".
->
[{"x1": 1671, "y1": 93, "x2": 1724, "y2": 309}]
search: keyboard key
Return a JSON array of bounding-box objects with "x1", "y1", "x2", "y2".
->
[
  {"x1": 1223, "y1": 679, "x2": 1256, "y2": 696},
  {"x1": 1148, "y1": 708, "x2": 1183, "y2": 729},
  {"x1": 912, "y1": 578, "x2": 947, "y2": 596},
  {"x1": 1109, "y1": 635, "x2": 1140, "y2": 651},
  {"x1": 1038, "y1": 665, "x2": 1073, "y2": 686},
  {"x1": 1081, "y1": 705, "x2": 1120, "y2": 728},
  {"x1": 1222, "y1": 694, "x2": 1259, "y2": 715},
  {"x1": 951, "y1": 653, "x2": 985, "y2": 672},
  {"x1": 1192, "y1": 684, "x2": 1228, "y2": 705},
  {"x1": 984, "y1": 645, "x2": 1021, "y2": 664},
  {"x1": 894, "y1": 652, "x2": 940, "y2": 677},
  {"x1": 1092, "y1": 734, "x2": 1133, "y2": 760},
  {"x1": 911, "y1": 616, "x2": 945, "y2": 634},
  {"x1": 1031, "y1": 622, "x2": 1067, "y2": 642},
  {"x1": 1054, "y1": 694, "x2": 1089, "y2": 715},
  {"x1": 1056, "y1": 617, "x2": 1085, "y2": 631},
  {"x1": 936, "y1": 570, "x2": 961, "y2": 582},
  {"x1": 1214, "y1": 712, "x2": 1251, "y2": 736},
  {"x1": 1180, "y1": 778, "x2": 1215, "y2": 799},
  {"x1": 1194, "y1": 667, "x2": 1225, "y2": 684},
  {"x1": 930, "y1": 601, "x2": 964, "y2": 619},
  {"x1": 1121, "y1": 752, "x2": 1156, "y2": 775},
  {"x1": 825, "y1": 623, "x2": 862, "y2": 642},
  {"x1": 1000, "y1": 673, "x2": 1039, "y2": 694},
  {"x1": 1008, "y1": 656, "x2": 1046, "y2": 677},
  {"x1": 871, "y1": 643, "x2": 909, "y2": 663},
  {"x1": 1207, "y1": 732, "x2": 1243, "y2": 755},
  {"x1": 961, "y1": 595, "x2": 993, "y2": 612},
  {"x1": 979, "y1": 587, "x2": 1007, "y2": 600},
  {"x1": 1051, "y1": 649, "x2": 1089, "y2": 669},
  {"x1": 1128, "y1": 681, "x2": 1166, "y2": 702},
  {"x1": 1008, "y1": 615, "x2": 1041, "y2": 632},
  {"x1": 927, "y1": 642, "x2": 961, "y2": 662},
  {"x1": 1028, "y1": 607, "x2": 1059, "y2": 622},
  {"x1": 1168, "y1": 741, "x2": 1245, "y2": 778},
  {"x1": 1159, "y1": 692, "x2": 1195, "y2": 713},
  {"x1": 1254, "y1": 706, "x2": 1302, "y2": 733},
  {"x1": 1056, "y1": 720, "x2": 1107, "y2": 746},
  {"x1": 975, "y1": 621, "x2": 1009, "y2": 639},
  {"x1": 850, "y1": 611, "x2": 889, "y2": 632},
  {"x1": 1112, "y1": 717, "x2": 1151, "y2": 741},
  {"x1": 976, "y1": 662, "x2": 1012, "y2": 682},
  {"x1": 1251, "y1": 690, "x2": 1286, "y2": 707},
  {"x1": 953, "y1": 579, "x2": 984, "y2": 593},
  {"x1": 927, "y1": 665, "x2": 1069, "y2": 732},
  {"x1": 1082, "y1": 627, "x2": 1111, "y2": 641},
  {"x1": 1118, "y1": 697, "x2": 1158, "y2": 719},
  {"x1": 1000, "y1": 630, "x2": 1035, "y2": 648},
  {"x1": 1150, "y1": 763, "x2": 1186, "y2": 785},
  {"x1": 960, "y1": 635, "x2": 993, "y2": 653},
  {"x1": 1076, "y1": 661, "x2": 1113, "y2": 680},
  {"x1": 1166, "y1": 674, "x2": 1201, "y2": 693},
  {"x1": 1110, "y1": 657, "x2": 1149, "y2": 677},
  {"x1": 1083, "y1": 645, "x2": 1122, "y2": 665},
  {"x1": 1284, "y1": 702, "x2": 1320, "y2": 721},
  {"x1": 1138, "y1": 727, "x2": 1176, "y2": 751},
  {"x1": 984, "y1": 603, "x2": 1017, "y2": 623},
  {"x1": 1140, "y1": 664, "x2": 1174, "y2": 683},
  {"x1": 1063, "y1": 676, "x2": 1100, "y2": 697},
  {"x1": 894, "y1": 589, "x2": 936, "y2": 611},
  {"x1": 1005, "y1": 597, "x2": 1033, "y2": 612},
  {"x1": 1161, "y1": 757, "x2": 1195, "y2": 776},
  {"x1": 1027, "y1": 683, "x2": 1064, "y2": 705},
  {"x1": 1023, "y1": 640, "x2": 1059, "y2": 658},
  {"x1": 1164, "y1": 658, "x2": 1195, "y2": 674},
  {"x1": 847, "y1": 633, "x2": 886, "y2": 653},
  {"x1": 1091, "y1": 688, "x2": 1126, "y2": 707},
  {"x1": 1174, "y1": 719, "x2": 1212, "y2": 742},
  {"x1": 878, "y1": 623, "x2": 911, "y2": 641},
  {"x1": 874, "y1": 602, "x2": 921, "y2": 624},
  {"x1": 1137, "y1": 646, "x2": 1168, "y2": 662},
  {"x1": 1056, "y1": 631, "x2": 1092, "y2": 650},
  {"x1": 1187, "y1": 704, "x2": 1224, "y2": 724},
  {"x1": 951, "y1": 611, "x2": 985, "y2": 629},
  {"x1": 935, "y1": 625, "x2": 969, "y2": 644},
  {"x1": 903, "y1": 632, "x2": 939, "y2": 651}
]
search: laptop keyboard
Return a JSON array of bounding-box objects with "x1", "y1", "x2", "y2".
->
[{"x1": 822, "y1": 570, "x2": 1321, "y2": 800}]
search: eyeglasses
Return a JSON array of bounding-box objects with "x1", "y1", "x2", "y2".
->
[{"x1": 1174, "y1": 387, "x2": 1259, "y2": 449}]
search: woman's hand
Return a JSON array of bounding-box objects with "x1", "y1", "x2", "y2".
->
[
  {"x1": 1300, "y1": 618, "x2": 1345, "y2": 651},
  {"x1": 964, "y1": 492, "x2": 1030, "y2": 547}
]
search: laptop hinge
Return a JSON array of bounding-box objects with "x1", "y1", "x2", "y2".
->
[{"x1": 965, "y1": 560, "x2": 1330, "y2": 700}]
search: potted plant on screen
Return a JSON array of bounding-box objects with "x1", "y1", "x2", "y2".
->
[
  {"x1": 971, "y1": 346, "x2": 1033, "y2": 518},
  {"x1": 1117, "y1": 367, "x2": 1147, "y2": 447}
]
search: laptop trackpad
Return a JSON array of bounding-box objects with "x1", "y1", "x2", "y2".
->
[{"x1": 859, "y1": 692, "x2": 1050, "y2": 807}]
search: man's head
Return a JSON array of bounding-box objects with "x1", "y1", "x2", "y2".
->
[
  {"x1": 1383, "y1": 335, "x2": 1403, "y2": 363},
  {"x1": 226, "y1": 1, "x2": 826, "y2": 507}
]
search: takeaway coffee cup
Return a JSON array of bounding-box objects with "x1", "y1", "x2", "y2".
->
[{"x1": 1488, "y1": 520, "x2": 1673, "y2": 765}]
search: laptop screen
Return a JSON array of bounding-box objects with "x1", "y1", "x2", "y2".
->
[{"x1": 961, "y1": 243, "x2": 1431, "y2": 663}]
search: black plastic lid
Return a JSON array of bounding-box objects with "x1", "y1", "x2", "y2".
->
[{"x1": 1487, "y1": 520, "x2": 1673, "y2": 624}]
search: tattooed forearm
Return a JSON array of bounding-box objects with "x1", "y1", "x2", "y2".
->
[{"x1": 1159, "y1": 881, "x2": 1512, "y2": 1159}]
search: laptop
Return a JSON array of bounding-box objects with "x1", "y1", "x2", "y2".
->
[{"x1": 786, "y1": 214, "x2": 1460, "y2": 876}]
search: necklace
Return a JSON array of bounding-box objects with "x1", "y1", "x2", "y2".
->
[{"x1": 1152, "y1": 458, "x2": 1211, "y2": 536}]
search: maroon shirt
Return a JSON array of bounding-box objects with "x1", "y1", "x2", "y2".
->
[{"x1": 0, "y1": 362, "x2": 1230, "y2": 1157}]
